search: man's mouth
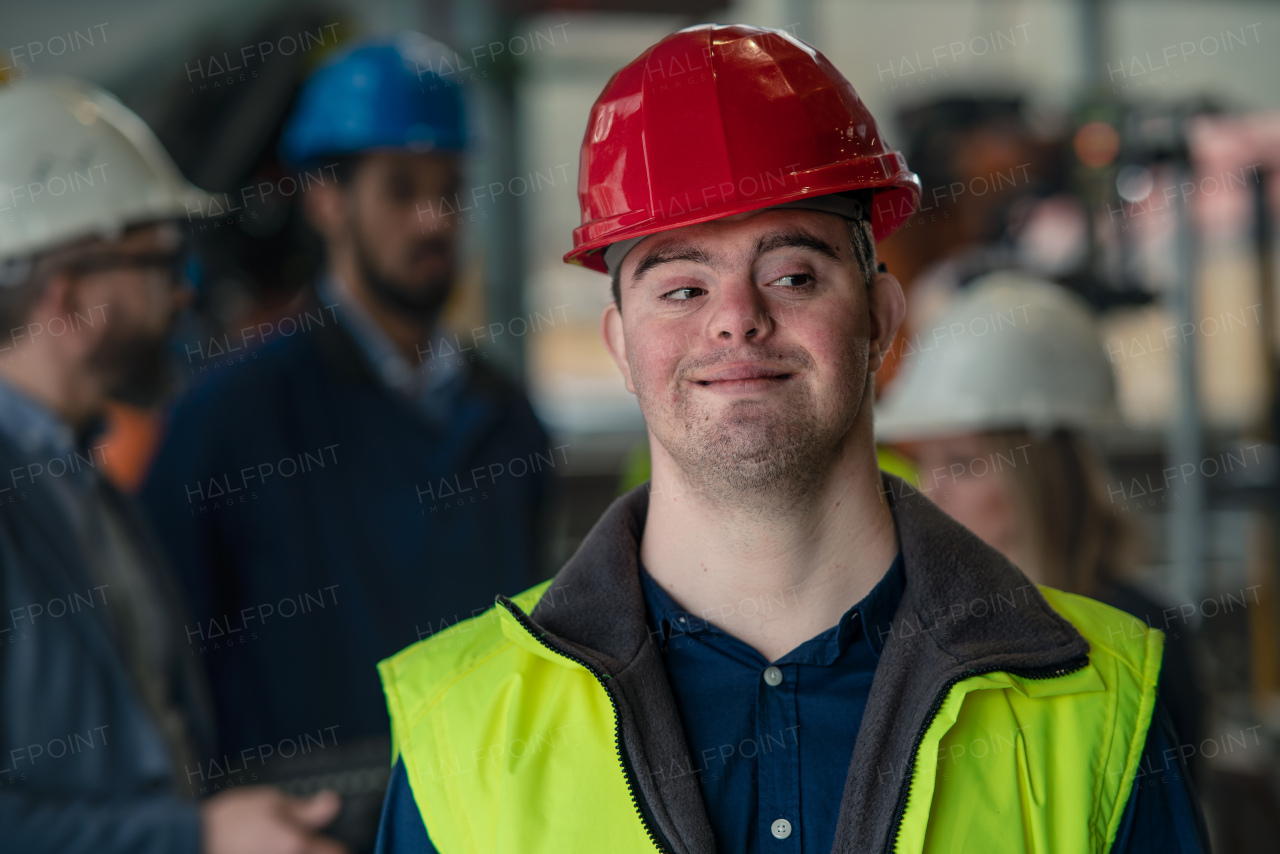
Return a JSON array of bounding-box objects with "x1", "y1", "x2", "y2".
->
[
  {"x1": 409, "y1": 240, "x2": 453, "y2": 263},
  {"x1": 690, "y1": 362, "x2": 796, "y2": 391}
]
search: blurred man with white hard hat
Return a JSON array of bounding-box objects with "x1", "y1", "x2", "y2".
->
[{"x1": 0, "y1": 73, "x2": 345, "y2": 854}]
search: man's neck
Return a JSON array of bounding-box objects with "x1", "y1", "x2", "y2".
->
[
  {"x1": 639, "y1": 420, "x2": 898, "y2": 662},
  {"x1": 329, "y1": 259, "x2": 432, "y2": 364}
]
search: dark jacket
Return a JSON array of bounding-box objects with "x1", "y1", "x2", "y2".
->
[
  {"x1": 0, "y1": 414, "x2": 214, "y2": 854},
  {"x1": 141, "y1": 310, "x2": 551, "y2": 845}
]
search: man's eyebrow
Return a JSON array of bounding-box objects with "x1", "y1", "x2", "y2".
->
[
  {"x1": 631, "y1": 244, "x2": 714, "y2": 283},
  {"x1": 754, "y1": 228, "x2": 842, "y2": 262}
]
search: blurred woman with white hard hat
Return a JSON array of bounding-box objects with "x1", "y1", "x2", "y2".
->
[{"x1": 877, "y1": 270, "x2": 1204, "y2": 758}]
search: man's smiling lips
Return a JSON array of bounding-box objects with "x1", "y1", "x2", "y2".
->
[{"x1": 687, "y1": 362, "x2": 796, "y2": 394}]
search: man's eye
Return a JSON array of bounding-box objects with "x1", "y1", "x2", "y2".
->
[
  {"x1": 771, "y1": 273, "x2": 814, "y2": 288},
  {"x1": 662, "y1": 286, "x2": 705, "y2": 301}
]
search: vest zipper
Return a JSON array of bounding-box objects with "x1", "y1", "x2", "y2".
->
[
  {"x1": 884, "y1": 656, "x2": 1090, "y2": 854},
  {"x1": 498, "y1": 597, "x2": 676, "y2": 854}
]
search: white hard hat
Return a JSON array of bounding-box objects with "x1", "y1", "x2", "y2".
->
[
  {"x1": 0, "y1": 76, "x2": 213, "y2": 261},
  {"x1": 875, "y1": 271, "x2": 1122, "y2": 442}
]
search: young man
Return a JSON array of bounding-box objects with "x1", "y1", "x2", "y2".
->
[
  {"x1": 374, "y1": 25, "x2": 1206, "y2": 853},
  {"x1": 0, "y1": 76, "x2": 344, "y2": 854}
]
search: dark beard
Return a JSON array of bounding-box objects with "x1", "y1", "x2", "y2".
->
[
  {"x1": 352, "y1": 224, "x2": 453, "y2": 321},
  {"x1": 91, "y1": 330, "x2": 173, "y2": 407}
]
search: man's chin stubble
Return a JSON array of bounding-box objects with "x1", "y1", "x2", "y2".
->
[{"x1": 660, "y1": 404, "x2": 838, "y2": 508}]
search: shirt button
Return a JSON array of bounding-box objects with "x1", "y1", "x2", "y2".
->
[
  {"x1": 763, "y1": 665, "x2": 783, "y2": 687},
  {"x1": 771, "y1": 818, "x2": 792, "y2": 839}
]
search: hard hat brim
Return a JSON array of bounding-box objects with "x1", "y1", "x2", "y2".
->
[{"x1": 564, "y1": 159, "x2": 920, "y2": 274}]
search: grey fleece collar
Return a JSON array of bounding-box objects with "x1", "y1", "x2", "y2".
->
[{"x1": 514, "y1": 475, "x2": 1089, "y2": 854}]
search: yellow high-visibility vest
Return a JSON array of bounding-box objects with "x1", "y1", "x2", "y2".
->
[{"x1": 379, "y1": 582, "x2": 1161, "y2": 853}]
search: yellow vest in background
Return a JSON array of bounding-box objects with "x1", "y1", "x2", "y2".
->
[{"x1": 379, "y1": 583, "x2": 1161, "y2": 854}]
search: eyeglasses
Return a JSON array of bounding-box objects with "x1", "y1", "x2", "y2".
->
[{"x1": 64, "y1": 252, "x2": 186, "y2": 287}]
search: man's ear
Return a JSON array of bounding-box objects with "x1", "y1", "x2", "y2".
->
[
  {"x1": 600, "y1": 301, "x2": 636, "y2": 395},
  {"x1": 867, "y1": 271, "x2": 905, "y2": 374},
  {"x1": 301, "y1": 182, "x2": 348, "y2": 244}
]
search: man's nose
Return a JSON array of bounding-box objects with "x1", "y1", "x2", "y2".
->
[
  {"x1": 709, "y1": 280, "x2": 773, "y2": 342},
  {"x1": 413, "y1": 191, "x2": 458, "y2": 233}
]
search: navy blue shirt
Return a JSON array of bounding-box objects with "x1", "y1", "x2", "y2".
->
[
  {"x1": 643, "y1": 554, "x2": 904, "y2": 853},
  {"x1": 375, "y1": 554, "x2": 1205, "y2": 852}
]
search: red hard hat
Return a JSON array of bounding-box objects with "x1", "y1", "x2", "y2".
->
[{"x1": 564, "y1": 24, "x2": 921, "y2": 273}]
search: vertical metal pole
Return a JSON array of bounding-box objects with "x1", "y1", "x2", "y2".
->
[
  {"x1": 1078, "y1": 0, "x2": 1108, "y2": 87},
  {"x1": 1168, "y1": 163, "x2": 1206, "y2": 612},
  {"x1": 454, "y1": 0, "x2": 525, "y2": 378}
]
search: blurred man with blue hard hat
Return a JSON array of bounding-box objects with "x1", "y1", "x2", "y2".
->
[{"x1": 142, "y1": 33, "x2": 551, "y2": 851}]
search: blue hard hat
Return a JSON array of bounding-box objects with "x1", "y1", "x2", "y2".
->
[{"x1": 280, "y1": 32, "x2": 467, "y2": 166}]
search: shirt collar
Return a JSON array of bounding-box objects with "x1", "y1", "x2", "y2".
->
[
  {"x1": 0, "y1": 377, "x2": 108, "y2": 491},
  {"x1": 0, "y1": 376, "x2": 79, "y2": 459},
  {"x1": 640, "y1": 549, "x2": 905, "y2": 665},
  {"x1": 316, "y1": 272, "x2": 466, "y2": 419}
]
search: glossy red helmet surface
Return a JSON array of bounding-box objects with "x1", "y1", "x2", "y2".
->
[{"x1": 564, "y1": 24, "x2": 921, "y2": 273}]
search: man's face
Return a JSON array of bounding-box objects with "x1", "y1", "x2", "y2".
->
[
  {"x1": 601, "y1": 209, "x2": 903, "y2": 499},
  {"x1": 343, "y1": 152, "x2": 462, "y2": 317}
]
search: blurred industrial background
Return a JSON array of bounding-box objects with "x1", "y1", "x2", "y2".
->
[{"x1": 4, "y1": 0, "x2": 1280, "y2": 850}]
